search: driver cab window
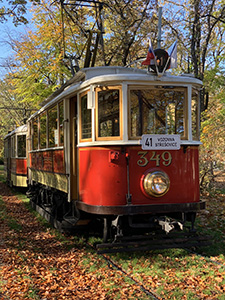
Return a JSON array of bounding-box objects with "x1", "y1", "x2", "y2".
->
[
  {"x1": 96, "y1": 86, "x2": 122, "y2": 140},
  {"x1": 129, "y1": 86, "x2": 187, "y2": 140},
  {"x1": 79, "y1": 92, "x2": 92, "y2": 141}
]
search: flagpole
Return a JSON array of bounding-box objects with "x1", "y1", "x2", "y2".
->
[
  {"x1": 156, "y1": 6, "x2": 162, "y2": 76},
  {"x1": 157, "y1": 7, "x2": 162, "y2": 49}
]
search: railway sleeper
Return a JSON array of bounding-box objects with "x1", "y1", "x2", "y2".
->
[{"x1": 96, "y1": 232, "x2": 212, "y2": 254}]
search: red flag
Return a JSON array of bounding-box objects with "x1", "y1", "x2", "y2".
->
[{"x1": 142, "y1": 39, "x2": 155, "y2": 65}]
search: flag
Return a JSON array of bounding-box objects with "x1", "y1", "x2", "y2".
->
[
  {"x1": 142, "y1": 38, "x2": 156, "y2": 65},
  {"x1": 167, "y1": 40, "x2": 177, "y2": 69}
]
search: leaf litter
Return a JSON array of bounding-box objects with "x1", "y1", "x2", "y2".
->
[
  {"x1": 0, "y1": 182, "x2": 149, "y2": 300},
  {"x1": 0, "y1": 176, "x2": 225, "y2": 299}
]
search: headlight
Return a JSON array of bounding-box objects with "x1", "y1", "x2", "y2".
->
[{"x1": 143, "y1": 170, "x2": 170, "y2": 197}]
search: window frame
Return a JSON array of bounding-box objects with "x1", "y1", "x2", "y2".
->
[
  {"x1": 79, "y1": 90, "x2": 92, "y2": 143},
  {"x1": 47, "y1": 101, "x2": 64, "y2": 149},
  {"x1": 11, "y1": 136, "x2": 16, "y2": 158},
  {"x1": 17, "y1": 134, "x2": 26, "y2": 158},
  {"x1": 128, "y1": 85, "x2": 188, "y2": 140},
  {"x1": 47, "y1": 104, "x2": 58, "y2": 148},
  {"x1": 95, "y1": 85, "x2": 123, "y2": 141},
  {"x1": 58, "y1": 101, "x2": 64, "y2": 147},
  {"x1": 30, "y1": 100, "x2": 64, "y2": 151},
  {"x1": 40, "y1": 111, "x2": 47, "y2": 149},
  {"x1": 32, "y1": 117, "x2": 39, "y2": 150},
  {"x1": 191, "y1": 88, "x2": 200, "y2": 141}
]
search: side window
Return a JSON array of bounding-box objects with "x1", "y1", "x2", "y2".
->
[
  {"x1": 11, "y1": 136, "x2": 16, "y2": 157},
  {"x1": 80, "y1": 93, "x2": 92, "y2": 141},
  {"x1": 96, "y1": 87, "x2": 121, "y2": 139},
  {"x1": 17, "y1": 135, "x2": 26, "y2": 158},
  {"x1": 192, "y1": 89, "x2": 200, "y2": 141},
  {"x1": 40, "y1": 112, "x2": 47, "y2": 149},
  {"x1": 32, "y1": 118, "x2": 38, "y2": 150},
  {"x1": 59, "y1": 101, "x2": 64, "y2": 146},
  {"x1": 30, "y1": 101, "x2": 64, "y2": 150},
  {"x1": 48, "y1": 105, "x2": 58, "y2": 148}
]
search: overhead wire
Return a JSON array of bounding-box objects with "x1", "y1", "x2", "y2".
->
[{"x1": 60, "y1": 0, "x2": 105, "y2": 67}]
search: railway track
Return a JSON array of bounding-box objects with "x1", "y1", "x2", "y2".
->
[
  {"x1": 86, "y1": 241, "x2": 225, "y2": 300},
  {"x1": 3, "y1": 190, "x2": 224, "y2": 300},
  {"x1": 30, "y1": 199, "x2": 212, "y2": 254},
  {"x1": 29, "y1": 199, "x2": 225, "y2": 299},
  {"x1": 86, "y1": 241, "x2": 162, "y2": 300},
  {"x1": 184, "y1": 248, "x2": 225, "y2": 268},
  {"x1": 95, "y1": 232, "x2": 211, "y2": 254},
  {"x1": 86, "y1": 239, "x2": 223, "y2": 300}
]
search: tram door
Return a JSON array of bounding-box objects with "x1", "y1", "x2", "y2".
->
[
  {"x1": 70, "y1": 96, "x2": 78, "y2": 200},
  {"x1": 7, "y1": 138, "x2": 11, "y2": 184}
]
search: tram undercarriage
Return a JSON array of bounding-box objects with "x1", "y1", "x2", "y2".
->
[{"x1": 26, "y1": 182, "x2": 208, "y2": 253}]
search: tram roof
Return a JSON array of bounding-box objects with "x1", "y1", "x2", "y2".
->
[
  {"x1": 82, "y1": 66, "x2": 202, "y2": 84},
  {"x1": 30, "y1": 66, "x2": 203, "y2": 120},
  {"x1": 4, "y1": 124, "x2": 27, "y2": 140}
]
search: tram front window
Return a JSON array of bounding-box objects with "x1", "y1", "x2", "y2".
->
[
  {"x1": 97, "y1": 88, "x2": 120, "y2": 138},
  {"x1": 80, "y1": 93, "x2": 92, "y2": 140},
  {"x1": 129, "y1": 87, "x2": 186, "y2": 139}
]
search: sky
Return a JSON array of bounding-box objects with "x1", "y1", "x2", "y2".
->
[{"x1": 0, "y1": 0, "x2": 33, "y2": 78}]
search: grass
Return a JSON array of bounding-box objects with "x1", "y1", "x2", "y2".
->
[{"x1": 0, "y1": 167, "x2": 224, "y2": 299}]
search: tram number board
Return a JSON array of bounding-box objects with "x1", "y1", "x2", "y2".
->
[{"x1": 140, "y1": 134, "x2": 180, "y2": 150}]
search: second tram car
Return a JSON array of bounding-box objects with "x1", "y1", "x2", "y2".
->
[
  {"x1": 4, "y1": 125, "x2": 27, "y2": 187},
  {"x1": 25, "y1": 65, "x2": 205, "y2": 241}
]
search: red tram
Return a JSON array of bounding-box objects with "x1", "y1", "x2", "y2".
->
[
  {"x1": 4, "y1": 125, "x2": 27, "y2": 188},
  {"x1": 23, "y1": 65, "x2": 205, "y2": 240}
]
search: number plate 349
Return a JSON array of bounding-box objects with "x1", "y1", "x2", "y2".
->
[{"x1": 137, "y1": 151, "x2": 172, "y2": 167}]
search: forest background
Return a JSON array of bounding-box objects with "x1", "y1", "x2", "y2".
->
[{"x1": 0, "y1": 0, "x2": 224, "y2": 188}]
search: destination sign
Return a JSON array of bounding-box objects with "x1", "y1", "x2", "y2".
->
[{"x1": 140, "y1": 134, "x2": 180, "y2": 150}]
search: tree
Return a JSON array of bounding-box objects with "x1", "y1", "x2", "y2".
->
[
  {"x1": 199, "y1": 65, "x2": 225, "y2": 188},
  {"x1": 0, "y1": 0, "x2": 40, "y2": 26},
  {"x1": 6, "y1": 1, "x2": 75, "y2": 106},
  {"x1": 58, "y1": 0, "x2": 158, "y2": 67},
  {"x1": 0, "y1": 77, "x2": 32, "y2": 159},
  {"x1": 101, "y1": 0, "x2": 157, "y2": 66},
  {"x1": 161, "y1": 0, "x2": 225, "y2": 112},
  {"x1": 3, "y1": 0, "x2": 159, "y2": 108}
]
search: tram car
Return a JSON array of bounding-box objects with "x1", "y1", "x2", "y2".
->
[
  {"x1": 24, "y1": 61, "x2": 205, "y2": 242},
  {"x1": 4, "y1": 124, "x2": 27, "y2": 187}
]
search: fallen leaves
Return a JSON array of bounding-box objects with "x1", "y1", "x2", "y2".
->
[
  {"x1": 0, "y1": 182, "x2": 148, "y2": 299},
  {"x1": 1, "y1": 175, "x2": 225, "y2": 300}
]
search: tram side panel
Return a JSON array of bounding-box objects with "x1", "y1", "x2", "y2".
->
[
  {"x1": 10, "y1": 157, "x2": 27, "y2": 187},
  {"x1": 29, "y1": 149, "x2": 67, "y2": 193},
  {"x1": 4, "y1": 128, "x2": 27, "y2": 188},
  {"x1": 79, "y1": 147, "x2": 128, "y2": 206}
]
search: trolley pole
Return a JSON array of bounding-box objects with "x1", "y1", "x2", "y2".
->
[{"x1": 157, "y1": 7, "x2": 162, "y2": 49}]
